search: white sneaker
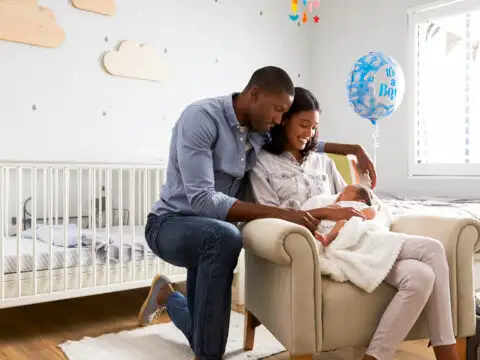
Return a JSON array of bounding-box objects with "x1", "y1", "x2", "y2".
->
[{"x1": 138, "y1": 274, "x2": 171, "y2": 326}]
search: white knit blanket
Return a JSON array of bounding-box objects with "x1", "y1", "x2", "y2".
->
[{"x1": 302, "y1": 195, "x2": 405, "y2": 293}]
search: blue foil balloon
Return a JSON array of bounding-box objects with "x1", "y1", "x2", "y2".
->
[{"x1": 346, "y1": 52, "x2": 405, "y2": 125}]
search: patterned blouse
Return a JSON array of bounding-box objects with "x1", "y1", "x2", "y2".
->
[{"x1": 248, "y1": 149, "x2": 347, "y2": 210}]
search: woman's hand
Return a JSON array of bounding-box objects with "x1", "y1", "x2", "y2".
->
[{"x1": 354, "y1": 145, "x2": 377, "y2": 189}]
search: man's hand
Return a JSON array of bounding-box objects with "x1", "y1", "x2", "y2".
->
[
  {"x1": 354, "y1": 145, "x2": 377, "y2": 189},
  {"x1": 278, "y1": 209, "x2": 321, "y2": 235},
  {"x1": 323, "y1": 207, "x2": 366, "y2": 222}
]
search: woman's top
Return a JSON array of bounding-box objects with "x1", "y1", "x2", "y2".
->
[{"x1": 248, "y1": 149, "x2": 347, "y2": 210}]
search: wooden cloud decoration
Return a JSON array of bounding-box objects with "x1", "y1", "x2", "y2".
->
[
  {"x1": 72, "y1": 0, "x2": 116, "y2": 16},
  {"x1": 0, "y1": 0, "x2": 65, "y2": 48},
  {"x1": 102, "y1": 41, "x2": 167, "y2": 82}
]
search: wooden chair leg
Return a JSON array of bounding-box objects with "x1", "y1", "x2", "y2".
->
[
  {"x1": 290, "y1": 355, "x2": 313, "y2": 360},
  {"x1": 456, "y1": 337, "x2": 466, "y2": 360},
  {"x1": 243, "y1": 310, "x2": 261, "y2": 351}
]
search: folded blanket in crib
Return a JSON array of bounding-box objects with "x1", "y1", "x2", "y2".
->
[
  {"x1": 302, "y1": 194, "x2": 404, "y2": 293},
  {"x1": 20, "y1": 224, "x2": 148, "y2": 264},
  {"x1": 22, "y1": 224, "x2": 86, "y2": 247}
]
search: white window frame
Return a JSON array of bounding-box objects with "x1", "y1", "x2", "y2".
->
[{"x1": 407, "y1": 0, "x2": 480, "y2": 177}]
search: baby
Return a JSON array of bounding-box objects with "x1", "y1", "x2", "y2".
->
[{"x1": 315, "y1": 184, "x2": 377, "y2": 246}]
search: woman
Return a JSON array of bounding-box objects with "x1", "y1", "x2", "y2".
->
[{"x1": 248, "y1": 87, "x2": 459, "y2": 360}]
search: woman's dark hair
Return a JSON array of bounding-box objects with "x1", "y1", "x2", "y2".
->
[{"x1": 263, "y1": 87, "x2": 321, "y2": 158}]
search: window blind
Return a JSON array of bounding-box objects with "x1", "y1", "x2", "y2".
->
[{"x1": 414, "y1": 8, "x2": 480, "y2": 165}]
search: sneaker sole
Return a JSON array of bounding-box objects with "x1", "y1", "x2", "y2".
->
[{"x1": 137, "y1": 274, "x2": 169, "y2": 327}]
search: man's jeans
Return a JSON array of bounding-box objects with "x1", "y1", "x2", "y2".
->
[{"x1": 145, "y1": 212, "x2": 243, "y2": 360}]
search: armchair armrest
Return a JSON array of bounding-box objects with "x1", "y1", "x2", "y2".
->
[
  {"x1": 241, "y1": 218, "x2": 323, "y2": 354},
  {"x1": 391, "y1": 213, "x2": 480, "y2": 337},
  {"x1": 241, "y1": 218, "x2": 316, "y2": 265},
  {"x1": 390, "y1": 213, "x2": 480, "y2": 252}
]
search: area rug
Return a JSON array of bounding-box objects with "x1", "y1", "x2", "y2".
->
[{"x1": 58, "y1": 311, "x2": 287, "y2": 360}]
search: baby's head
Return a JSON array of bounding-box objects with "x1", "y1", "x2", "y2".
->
[{"x1": 336, "y1": 184, "x2": 373, "y2": 206}]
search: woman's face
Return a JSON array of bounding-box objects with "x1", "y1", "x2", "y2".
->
[{"x1": 284, "y1": 110, "x2": 319, "y2": 151}]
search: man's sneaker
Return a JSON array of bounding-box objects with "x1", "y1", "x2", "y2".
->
[{"x1": 138, "y1": 274, "x2": 172, "y2": 327}]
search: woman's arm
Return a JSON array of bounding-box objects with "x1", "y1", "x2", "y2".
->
[{"x1": 320, "y1": 142, "x2": 377, "y2": 189}]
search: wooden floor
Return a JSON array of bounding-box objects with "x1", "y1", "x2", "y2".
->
[{"x1": 0, "y1": 282, "x2": 435, "y2": 360}]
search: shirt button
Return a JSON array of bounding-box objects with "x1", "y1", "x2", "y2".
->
[
  {"x1": 240, "y1": 157, "x2": 244, "y2": 162},
  {"x1": 240, "y1": 136, "x2": 244, "y2": 141}
]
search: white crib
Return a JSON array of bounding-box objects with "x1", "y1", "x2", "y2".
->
[{"x1": 0, "y1": 160, "x2": 244, "y2": 310}]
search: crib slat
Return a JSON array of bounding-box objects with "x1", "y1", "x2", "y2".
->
[
  {"x1": 55, "y1": 169, "x2": 59, "y2": 225},
  {"x1": 49, "y1": 168, "x2": 54, "y2": 293},
  {"x1": 0, "y1": 168, "x2": 5, "y2": 300},
  {"x1": 106, "y1": 169, "x2": 111, "y2": 286},
  {"x1": 130, "y1": 169, "x2": 135, "y2": 282},
  {"x1": 64, "y1": 168, "x2": 69, "y2": 291},
  {"x1": 91, "y1": 168, "x2": 96, "y2": 287},
  {"x1": 143, "y1": 168, "x2": 147, "y2": 279},
  {"x1": 118, "y1": 169, "x2": 123, "y2": 283},
  {"x1": 16, "y1": 168, "x2": 22, "y2": 298},
  {"x1": 32, "y1": 168, "x2": 37, "y2": 295},
  {"x1": 77, "y1": 168, "x2": 82, "y2": 290}
]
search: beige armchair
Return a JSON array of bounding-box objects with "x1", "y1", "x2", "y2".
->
[{"x1": 241, "y1": 214, "x2": 480, "y2": 359}]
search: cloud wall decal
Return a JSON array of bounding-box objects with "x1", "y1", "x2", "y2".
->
[
  {"x1": 102, "y1": 41, "x2": 167, "y2": 82},
  {"x1": 0, "y1": 0, "x2": 65, "y2": 48},
  {"x1": 72, "y1": 0, "x2": 116, "y2": 16}
]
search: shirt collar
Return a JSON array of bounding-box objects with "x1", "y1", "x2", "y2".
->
[{"x1": 222, "y1": 93, "x2": 269, "y2": 153}]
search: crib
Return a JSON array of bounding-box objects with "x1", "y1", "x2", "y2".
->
[{"x1": 0, "y1": 160, "x2": 245, "y2": 309}]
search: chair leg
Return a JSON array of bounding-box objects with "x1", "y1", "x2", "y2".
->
[
  {"x1": 456, "y1": 337, "x2": 466, "y2": 360},
  {"x1": 243, "y1": 309, "x2": 261, "y2": 351},
  {"x1": 290, "y1": 355, "x2": 313, "y2": 360}
]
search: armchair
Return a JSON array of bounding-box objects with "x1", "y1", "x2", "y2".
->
[{"x1": 241, "y1": 154, "x2": 480, "y2": 359}]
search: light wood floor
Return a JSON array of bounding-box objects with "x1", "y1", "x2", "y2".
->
[{"x1": 0, "y1": 281, "x2": 435, "y2": 360}]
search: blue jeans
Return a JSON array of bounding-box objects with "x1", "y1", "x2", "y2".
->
[{"x1": 145, "y1": 212, "x2": 243, "y2": 360}]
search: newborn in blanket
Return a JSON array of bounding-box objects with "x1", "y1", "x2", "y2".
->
[
  {"x1": 312, "y1": 184, "x2": 377, "y2": 247},
  {"x1": 302, "y1": 184, "x2": 405, "y2": 293}
]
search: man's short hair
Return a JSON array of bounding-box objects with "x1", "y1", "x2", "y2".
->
[{"x1": 244, "y1": 66, "x2": 295, "y2": 96}]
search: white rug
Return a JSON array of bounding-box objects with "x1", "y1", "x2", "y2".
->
[{"x1": 58, "y1": 311, "x2": 287, "y2": 360}]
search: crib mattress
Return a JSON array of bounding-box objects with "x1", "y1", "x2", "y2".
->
[{"x1": 1, "y1": 225, "x2": 154, "y2": 275}]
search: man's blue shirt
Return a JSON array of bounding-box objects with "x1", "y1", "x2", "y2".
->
[{"x1": 151, "y1": 94, "x2": 325, "y2": 220}]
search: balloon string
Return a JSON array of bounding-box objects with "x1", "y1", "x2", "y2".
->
[{"x1": 373, "y1": 124, "x2": 379, "y2": 167}]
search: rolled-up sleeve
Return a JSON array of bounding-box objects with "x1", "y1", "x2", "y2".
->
[
  {"x1": 176, "y1": 106, "x2": 237, "y2": 220},
  {"x1": 317, "y1": 140, "x2": 325, "y2": 153}
]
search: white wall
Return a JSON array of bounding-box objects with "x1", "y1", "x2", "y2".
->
[
  {"x1": 0, "y1": 0, "x2": 311, "y2": 163},
  {"x1": 0, "y1": 0, "x2": 312, "y2": 232},
  {"x1": 310, "y1": 0, "x2": 480, "y2": 198}
]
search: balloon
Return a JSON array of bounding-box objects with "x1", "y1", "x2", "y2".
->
[{"x1": 346, "y1": 52, "x2": 405, "y2": 125}]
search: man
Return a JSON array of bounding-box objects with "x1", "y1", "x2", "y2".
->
[{"x1": 138, "y1": 66, "x2": 376, "y2": 360}]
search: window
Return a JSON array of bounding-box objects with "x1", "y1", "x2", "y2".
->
[{"x1": 408, "y1": 0, "x2": 480, "y2": 176}]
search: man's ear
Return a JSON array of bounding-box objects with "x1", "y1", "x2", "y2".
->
[{"x1": 250, "y1": 87, "x2": 260, "y2": 102}]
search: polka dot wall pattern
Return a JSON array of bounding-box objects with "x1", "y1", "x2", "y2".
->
[{"x1": 0, "y1": 0, "x2": 311, "y2": 163}]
